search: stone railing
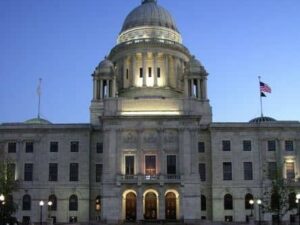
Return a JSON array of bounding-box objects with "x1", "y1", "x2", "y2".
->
[{"x1": 116, "y1": 174, "x2": 182, "y2": 186}]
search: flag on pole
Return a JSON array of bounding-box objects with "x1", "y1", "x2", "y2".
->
[
  {"x1": 260, "y1": 81, "x2": 271, "y2": 93},
  {"x1": 260, "y1": 92, "x2": 266, "y2": 97}
]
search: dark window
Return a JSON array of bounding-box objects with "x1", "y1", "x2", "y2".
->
[
  {"x1": 198, "y1": 142, "x2": 205, "y2": 153},
  {"x1": 8, "y1": 142, "x2": 16, "y2": 153},
  {"x1": 25, "y1": 142, "x2": 34, "y2": 153},
  {"x1": 7, "y1": 163, "x2": 16, "y2": 180},
  {"x1": 125, "y1": 156, "x2": 134, "y2": 175},
  {"x1": 286, "y1": 162, "x2": 295, "y2": 179},
  {"x1": 22, "y1": 194, "x2": 31, "y2": 210},
  {"x1": 201, "y1": 195, "x2": 206, "y2": 211},
  {"x1": 199, "y1": 163, "x2": 206, "y2": 181},
  {"x1": 139, "y1": 68, "x2": 143, "y2": 78},
  {"x1": 69, "y1": 195, "x2": 78, "y2": 211},
  {"x1": 148, "y1": 67, "x2": 152, "y2": 77},
  {"x1": 96, "y1": 142, "x2": 103, "y2": 153},
  {"x1": 223, "y1": 162, "x2": 232, "y2": 180},
  {"x1": 268, "y1": 162, "x2": 277, "y2": 179},
  {"x1": 167, "y1": 155, "x2": 176, "y2": 175},
  {"x1": 96, "y1": 164, "x2": 103, "y2": 182},
  {"x1": 222, "y1": 140, "x2": 231, "y2": 151},
  {"x1": 245, "y1": 193, "x2": 253, "y2": 209},
  {"x1": 243, "y1": 140, "x2": 251, "y2": 151},
  {"x1": 157, "y1": 68, "x2": 161, "y2": 78},
  {"x1": 48, "y1": 195, "x2": 57, "y2": 211},
  {"x1": 285, "y1": 141, "x2": 294, "y2": 151},
  {"x1": 244, "y1": 162, "x2": 253, "y2": 180},
  {"x1": 70, "y1": 163, "x2": 79, "y2": 181},
  {"x1": 224, "y1": 194, "x2": 233, "y2": 210},
  {"x1": 24, "y1": 163, "x2": 33, "y2": 181},
  {"x1": 49, "y1": 163, "x2": 58, "y2": 181},
  {"x1": 126, "y1": 69, "x2": 129, "y2": 79},
  {"x1": 50, "y1": 142, "x2": 58, "y2": 152},
  {"x1": 145, "y1": 155, "x2": 156, "y2": 176},
  {"x1": 70, "y1": 141, "x2": 79, "y2": 152},
  {"x1": 268, "y1": 140, "x2": 276, "y2": 151},
  {"x1": 288, "y1": 192, "x2": 297, "y2": 210}
]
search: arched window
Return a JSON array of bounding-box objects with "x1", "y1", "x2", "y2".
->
[
  {"x1": 271, "y1": 192, "x2": 280, "y2": 211},
  {"x1": 201, "y1": 195, "x2": 206, "y2": 211},
  {"x1": 245, "y1": 193, "x2": 254, "y2": 209},
  {"x1": 288, "y1": 192, "x2": 296, "y2": 210},
  {"x1": 48, "y1": 195, "x2": 57, "y2": 211},
  {"x1": 69, "y1": 195, "x2": 78, "y2": 211},
  {"x1": 22, "y1": 194, "x2": 31, "y2": 210},
  {"x1": 95, "y1": 196, "x2": 101, "y2": 211},
  {"x1": 224, "y1": 194, "x2": 233, "y2": 210}
]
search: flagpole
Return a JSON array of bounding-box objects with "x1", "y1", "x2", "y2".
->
[
  {"x1": 258, "y1": 76, "x2": 263, "y2": 117},
  {"x1": 37, "y1": 78, "x2": 42, "y2": 119}
]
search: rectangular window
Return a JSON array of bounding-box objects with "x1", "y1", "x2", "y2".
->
[
  {"x1": 96, "y1": 142, "x2": 103, "y2": 153},
  {"x1": 50, "y1": 142, "x2": 58, "y2": 152},
  {"x1": 268, "y1": 162, "x2": 277, "y2": 179},
  {"x1": 24, "y1": 163, "x2": 33, "y2": 181},
  {"x1": 49, "y1": 163, "x2": 58, "y2": 181},
  {"x1": 268, "y1": 140, "x2": 276, "y2": 151},
  {"x1": 198, "y1": 142, "x2": 205, "y2": 153},
  {"x1": 139, "y1": 68, "x2": 143, "y2": 78},
  {"x1": 222, "y1": 140, "x2": 231, "y2": 151},
  {"x1": 199, "y1": 163, "x2": 206, "y2": 181},
  {"x1": 285, "y1": 141, "x2": 294, "y2": 151},
  {"x1": 126, "y1": 69, "x2": 129, "y2": 80},
  {"x1": 25, "y1": 142, "x2": 34, "y2": 153},
  {"x1": 96, "y1": 164, "x2": 103, "y2": 182},
  {"x1": 286, "y1": 162, "x2": 295, "y2": 179},
  {"x1": 244, "y1": 162, "x2": 253, "y2": 180},
  {"x1": 223, "y1": 162, "x2": 232, "y2": 180},
  {"x1": 70, "y1": 163, "x2": 79, "y2": 181},
  {"x1": 243, "y1": 140, "x2": 251, "y2": 151},
  {"x1": 125, "y1": 156, "x2": 134, "y2": 175},
  {"x1": 145, "y1": 155, "x2": 156, "y2": 176},
  {"x1": 70, "y1": 141, "x2": 79, "y2": 152},
  {"x1": 7, "y1": 163, "x2": 16, "y2": 181},
  {"x1": 157, "y1": 68, "x2": 161, "y2": 78},
  {"x1": 148, "y1": 67, "x2": 152, "y2": 77},
  {"x1": 8, "y1": 142, "x2": 16, "y2": 153},
  {"x1": 167, "y1": 155, "x2": 176, "y2": 175}
]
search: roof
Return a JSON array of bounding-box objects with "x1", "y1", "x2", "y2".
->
[
  {"x1": 249, "y1": 116, "x2": 277, "y2": 124},
  {"x1": 24, "y1": 117, "x2": 52, "y2": 125}
]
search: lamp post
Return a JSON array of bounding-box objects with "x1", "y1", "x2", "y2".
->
[
  {"x1": 257, "y1": 199, "x2": 262, "y2": 225},
  {"x1": 296, "y1": 194, "x2": 300, "y2": 225},
  {"x1": 39, "y1": 200, "x2": 44, "y2": 225},
  {"x1": 249, "y1": 199, "x2": 254, "y2": 217},
  {"x1": 0, "y1": 194, "x2": 5, "y2": 225},
  {"x1": 47, "y1": 201, "x2": 52, "y2": 218}
]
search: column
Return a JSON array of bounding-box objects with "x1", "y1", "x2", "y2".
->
[
  {"x1": 100, "y1": 80, "x2": 103, "y2": 99},
  {"x1": 153, "y1": 53, "x2": 158, "y2": 87},
  {"x1": 159, "y1": 188, "x2": 165, "y2": 220},
  {"x1": 142, "y1": 52, "x2": 147, "y2": 87},
  {"x1": 131, "y1": 55, "x2": 136, "y2": 87},
  {"x1": 137, "y1": 188, "x2": 143, "y2": 220},
  {"x1": 203, "y1": 78, "x2": 207, "y2": 100},
  {"x1": 184, "y1": 77, "x2": 189, "y2": 97},
  {"x1": 123, "y1": 58, "x2": 127, "y2": 88},
  {"x1": 197, "y1": 79, "x2": 201, "y2": 99},
  {"x1": 112, "y1": 78, "x2": 116, "y2": 97},
  {"x1": 174, "y1": 57, "x2": 179, "y2": 89},
  {"x1": 190, "y1": 79, "x2": 194, "y2": 97},
  {"x1": 164, "y1": 55, "x2": 169, "y2": 87},
  {"x1": 93, "y1": 79, "x2": 96, "y2": 100}
]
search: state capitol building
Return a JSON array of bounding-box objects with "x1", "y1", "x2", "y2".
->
[{"x1": 1, "y1": 0, "x2": 299, "y2": 224}]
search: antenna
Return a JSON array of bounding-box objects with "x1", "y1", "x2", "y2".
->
[{"x1": 37, "y1": 78, "x2": 42, "y2": 119}]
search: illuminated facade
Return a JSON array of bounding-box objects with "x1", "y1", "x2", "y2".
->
[{"x1": 0, "y1": 0, "x2": 300, "y2": 224}]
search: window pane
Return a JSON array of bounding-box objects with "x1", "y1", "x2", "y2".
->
[
  {"x1": 49, "y1": 163, "x2": 58, "y2": 181},
  {"x1": 157, "y1": 68, "x2": 161, "y2": 78},
  {"x1": 201, "y1": 195, "x2": 206, "y2": 211},
  {"x1": 145, "y1": 156, "x2": 156, "y2": 175},
  {"x1": 69, "y1": 195, "x2": 78, "y2": 211},
  {"x1": 96, "y1": 164, "x2": 103, "y2": 182},
  {"x1": 125, "y1": 156, "x2": 134, "y2": 175},
  {"x1": 268, "y1": 162, "x2": 277, "y2": 179},
  {"x1": 8, "y1": 142, "x2": 16, "y2": 153},
  {"x1": 224, "y1": 194, "x2": 233, "y2": 210},
  {"x1": 96, "y1": 142, "x2": 103, "y2": 153},
  {"x1": 268, "y1": 140, "x2": 276, "y2": 151},
  {"x1": 198, "y1": 142, "x2": 205, "y2": 153},
  {"x1": 286, "y1": 162, "x2": 295, "y2": 179},
  {"x1": 24, "y1": 163, "x2": 33, "y2": 181},
  {"x1": 70, "y1": 163, "x2": 79, "y2": 181},
  {"x1": 223, "y1": 162, "x2": 232, "y2": 180},
  {"x1": 244, "y1": 162, "x2": 253, "y2": 180},
  {"x1": 243, "y1": 140, "x2": 251, "y2": 151},
  {"x1": 285, "y1": 141, "x2": 294, "y2": 151},
  {"x1": 148, "y1": 67, "x2": 152, "y2": 77},
  {"x1": 199, "y1": 163, "x2": 206, "y2": 181},
  {"x1": 50, "y1": 142, "x2": 58, "y2": 152},
  {"x1": 25, "y1": 142, "x2": 34, "y2": 153},
  {"x1": 70, "y1": 141, "x2": 79, "y2": 152},
  {"x1": 222, "y1": 140, "x2": 231, "y2": 151},
  {"x1": 167, "y1": 155, "x2": 176, "y2": 175}
]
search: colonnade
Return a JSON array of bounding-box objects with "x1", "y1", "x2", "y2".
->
[
  {"x1": 185, "y1": 77, "x2": 207, "y2": 100},
  {"x1": 93, "y1": 78, "x2": 116, "y2": 100}
]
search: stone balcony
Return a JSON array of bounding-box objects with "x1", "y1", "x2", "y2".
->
[{"x1": 116, "y1": 174, "x2": 183, "y2": 186}]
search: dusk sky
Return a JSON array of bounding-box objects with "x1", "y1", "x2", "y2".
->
[{"x1": 1, "y1": 0, "x2": 300, "y2": 124}]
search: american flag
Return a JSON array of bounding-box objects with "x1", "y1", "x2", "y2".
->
[{"x1": 260, "y1": 81, "x2": 271, "y2": 93}]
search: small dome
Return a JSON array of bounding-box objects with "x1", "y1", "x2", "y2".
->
[
  {"x1": 121, "y1": 0, "x2": 179, "y2": 33},
  {"x1": 249, "y1": 116, "x2": 277, "y2": 124},
  {"x1": 189, "y1": 56, "x2": 206, "y2": 74},
  {"x1": 25, "y1": 117, "x2": 52, "y2": 125},
  {"x1": 95, "y1": 58, "x2": 114, "y2": 75}
]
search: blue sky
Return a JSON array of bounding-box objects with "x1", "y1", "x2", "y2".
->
[{"x1": 0, "y1": 0, "x2": 299, "y2": 123}]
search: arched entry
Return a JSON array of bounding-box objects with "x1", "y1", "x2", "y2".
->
[
  {"x1": 144, "y1": 192, "x2": 157, "y2": 220},
  {"x1": 126, "y1": 192, "x2": 137, "y2": 221},
  {"x1": 165, "y1": 192, "x2": 176, "y2": 220}
]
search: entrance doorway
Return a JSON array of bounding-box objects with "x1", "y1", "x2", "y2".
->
[
  {"x1": 126, "y1": 192, "x2": 137, "y2": 221},
  {"x1": 165, "y1": 192, "x2": 176, "y2": 220},
  {"x1": 144, "y1": 192, "x2": 157, "y2": 220}
]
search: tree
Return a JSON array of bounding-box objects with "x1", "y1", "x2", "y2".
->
[{"x1": 0, "y1": 149, "x2": 19, "y2": 224}]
